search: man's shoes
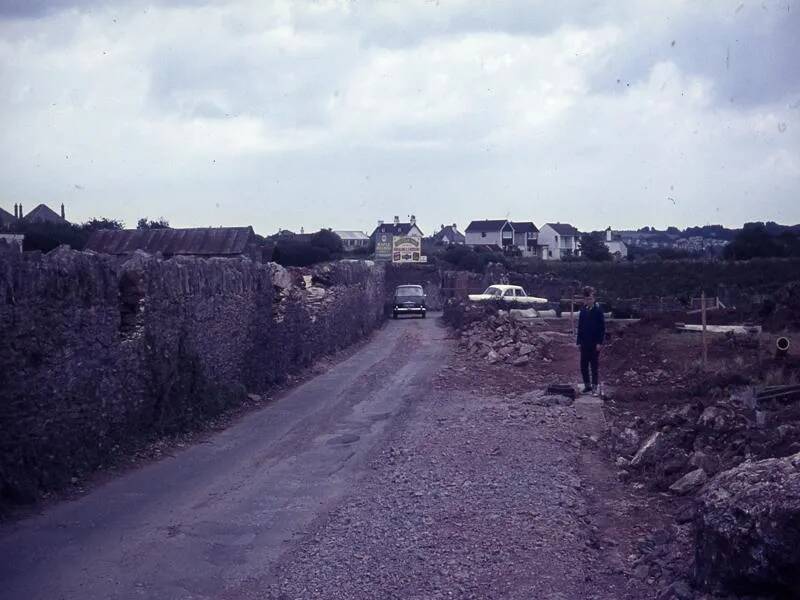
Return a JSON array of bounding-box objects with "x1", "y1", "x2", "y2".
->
[
  {"x1": 591, "y1": 387, "x2": 598, "y2": 396},
  {"x1": 582, "y1": 386, "x2": 592, "y2": 394}
]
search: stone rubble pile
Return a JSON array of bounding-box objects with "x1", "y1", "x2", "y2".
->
[
  {"x1": 457, "y1": 310, "x2": 566, "y2": 366},
  {"x1": 606, "y1": 380, "x2": 800, "y2": 597}
]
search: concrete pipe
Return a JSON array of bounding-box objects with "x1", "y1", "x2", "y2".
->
[{"x1": 776, "y1": 337, "x2": 790, "y2": 358}]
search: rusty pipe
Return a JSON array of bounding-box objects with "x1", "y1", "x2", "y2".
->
[{"x1": 776, "y1": 337, "x2": 790, "y2": 358}]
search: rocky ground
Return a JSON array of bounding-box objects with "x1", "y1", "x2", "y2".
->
[{"x1": 258, "y1": 346, "x2": 654, "y2": 599}]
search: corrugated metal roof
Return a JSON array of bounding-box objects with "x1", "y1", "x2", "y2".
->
[
  {"x1": 85, "y1": 227, "x2": 256, "y2": 256},
  {"x1": 334, "y1": 230, "x2": 370, "y2": 241}
]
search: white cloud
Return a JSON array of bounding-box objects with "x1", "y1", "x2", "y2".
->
[{"x1": 0, "y1": 0, "x2": 797, "y2": 233}]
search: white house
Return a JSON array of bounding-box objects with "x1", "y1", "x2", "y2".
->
[
  {"x1": 537, "y1": 223, "x2": 581, "y2": 260},
  {"x1": 604, "y1": 227, "x2": 629, "y2": 260},
  {"x1": 465, "y1": 219, "x2": 541, "y2": 256},
  {"x1": 465, "y1": 219, "x2": 512, "y2": 250}
]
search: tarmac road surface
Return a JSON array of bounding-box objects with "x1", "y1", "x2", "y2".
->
[{"x1": 0, "y1": 314, "x2": 645, "y2": 599}]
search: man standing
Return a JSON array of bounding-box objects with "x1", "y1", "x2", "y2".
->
[{"x1": 577, "y1": 286, "x2": 605, "y2": 395}]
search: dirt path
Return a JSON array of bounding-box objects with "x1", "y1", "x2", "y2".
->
[{"x1": 0, "y1": 315, "x2": 650, "y2": 600}]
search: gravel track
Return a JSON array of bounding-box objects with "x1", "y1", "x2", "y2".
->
[{"x1": 248, "y1": 349, "x2": 647, "y2": 599}]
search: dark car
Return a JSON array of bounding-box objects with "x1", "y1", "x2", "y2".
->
[{"x1": 393, "y1": 285, "x2": 427, "y2": 319}]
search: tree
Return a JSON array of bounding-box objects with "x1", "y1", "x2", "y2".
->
[
  {"x1": 81, "y1": 218, "x2": 125, "y2": 232},
  {"x1": 137, "y1": 217, "x2": 170, "y2": 230},
  {"x1": 15, "y1": 222, "x2": 88, "y2": 252},
  {"x1": 310, "y1": 229, "x2": 344, "y2": 255},
  {"x1": 579, "y1": 233, "x2": 612, "y2": 261},
  {"x1": 724, "y1": 223, "x2": 800, "y2": 259}
]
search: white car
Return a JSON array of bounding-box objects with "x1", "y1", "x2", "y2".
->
[{"x1": 468, "y1": 284, "x2": 548, "y2": 305}]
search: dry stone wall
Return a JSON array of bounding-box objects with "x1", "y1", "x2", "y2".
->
[{"x1": 0, "y1": 249, "x2": 384, "y2": 505}]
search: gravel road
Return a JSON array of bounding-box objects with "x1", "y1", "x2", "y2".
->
[{"x1": 0, "y1": 315, "x2": 649, "y2": 599}]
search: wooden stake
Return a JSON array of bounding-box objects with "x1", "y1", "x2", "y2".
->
[
  {"x1": 570, "y1": 291, "x2": 575, "y2": 336},
  {"x1": 701, "y1": 290, "x2": 708, "y2": 370}
]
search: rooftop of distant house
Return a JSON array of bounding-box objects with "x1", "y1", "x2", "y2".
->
[
  {"x1": 464, "y1": 219, "x2": 509, "y2": 233},
  {"x1": 544, "y1": 223, "x2": 580, "y2": 236},
  {"x1": 510, "y1": 221, "x2": 538, "y2": 233},
  {"x1": 372, "y1": 217, "x2": 423, "y2": 237},
  {"x1": 432, "y1": 224, "x2": 465, "y2": 242},
  {"x1": 334, "y1": 230, "x2": 370, "y2": 240}
]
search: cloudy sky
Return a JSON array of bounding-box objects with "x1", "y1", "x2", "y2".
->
[{"x1": 1, "y1": 0, "x2": 798, "y2": 235}]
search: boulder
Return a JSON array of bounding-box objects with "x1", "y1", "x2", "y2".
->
[
  {"x1": 669, "y1": 468, "x2": 708, "y2": 495},
  {"x1": 518, "y1": 343, "x2": 534, "y2": 356},
  {"x1": 694, "y1": 452, "x2": 800, "y2": 596},
  {"x1": 697, "y1": 405, "x2": 734, "y2": 432},
  {"x1": 512, "y1": 356, "x2": 530, "y2": 367},
  {"x1": 688, "y1": 450, "x2": 722, "y2": 475},
  {"x1": 630, "y1": 432, "x2": 663, "y2": 468},
  {"x1": 617, "y1": 427, "x2": 641, "y2": 456},
  {"x1": 270, "y1": 263, "x2": 293, "y2": 290},
  {"x1": 486, "y1": 350, "x2": 501, "y2": 365}
]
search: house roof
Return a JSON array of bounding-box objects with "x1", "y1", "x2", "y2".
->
[
  {"x1": 0, "y1": 206, "x2": 17, "y2": 228},
  {"x1": 465, "y1": 219, "x2": 509, "y2": 233},
  {"x1": 23, "y1": 203, "x2": 66, "y2": 224},
  {"x1": 334, "y1": 230, "x2": 370, "y2": 241},
  {"x1": 510, "y1": 221, "x2": 538, "y2": 234},
  {"x1": 432, "y1": 225, "x2": 465, "y2": 243},
  {"x1": 545, "y1": 223, "x2": 580, "y2": 236},
  {"x1": 372, "y1": 222, "x2": 424, "y2": 237},
  {"x1": 85, "y1": 227, "x2": 256, "y2": 256}
]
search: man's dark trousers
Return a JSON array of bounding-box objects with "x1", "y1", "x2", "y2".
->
[{"x1": 580, "y1": 344, "x2": 599, "y2": 388}]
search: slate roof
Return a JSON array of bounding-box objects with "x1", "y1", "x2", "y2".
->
[
  {"x1": 464, "y1": 219, "x2": 509, "y2": 233},
  {"x1": 510, "y1": 221, "x2": 538, "y2": 234},
  {"x1": 23, "y1": 204, "x2": 66, "y2": 224},
  {"x1": 0, "y1": 206, "x2": 17, "y2": 229},
  {"x1": 85, "y1": 227, "x2": 256, "y2": 256},
  {"x1": 371, "y1": 222, "x2": 424, "y2": 237},
  {"x1": 432, "y1": 225, "x2": 465, "y2": 243},
  {"x1": 545, "y1": 223, "x2": 580, "y2": 236}
]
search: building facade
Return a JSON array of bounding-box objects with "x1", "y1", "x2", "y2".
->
[
  {"x1": 537, "y1": 223, "x2": 581, "y2": 260},
  {"x1": 371, "y1": 216, "x2": 424, "y2": 261}
]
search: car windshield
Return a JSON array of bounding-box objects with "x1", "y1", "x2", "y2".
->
[
  {"x1": 396, "y1": 286, "x2": 423, "y2": 297},
  {"x1": 483, "y1": 287, "x2": 502, "y2": 296}
]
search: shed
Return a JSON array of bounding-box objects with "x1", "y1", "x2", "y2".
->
[{"x1": 85, "y1": 227, "x2": 261, "y2": 260}]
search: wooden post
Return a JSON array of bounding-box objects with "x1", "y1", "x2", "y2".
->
[
  {"x1": 701, "y1": 290, "x2": 708, "y2": 370},
  {"x1": 570, "y1": 291, "x2": 575, "y2": 336}
]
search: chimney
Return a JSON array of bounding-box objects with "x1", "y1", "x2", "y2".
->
[
  {"x1": 606, "y1": 227, "x2": 612, "y2": 242},
  {"x1": 410, "y1": 215, "x2": 416, "y2": 225},
  {"x1": 61, "y1": 203, "x2": 65, "y2": 219},
  {"x1": 378, "y1": 219, "x2": 384, "y2": 226},
  {"x1": 452, "y1": 223, "x2": 457, "y2": 229},
  {"x1": 19, "y1": 203, "x2": 23, "y2": 218},
  {"x1": 300, "y1": 226, "x2": 305, "y2": 235},
  {"x1": 393, "y1": 215, "x2": 400, "y2": 225},
  {"x1": 13, "y1": 203, "x2": 18, "y2": 218}
]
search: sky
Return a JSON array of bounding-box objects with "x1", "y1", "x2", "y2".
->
[{"x1": 0, "y1": 0, "x2": 798, "y2": 236}]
